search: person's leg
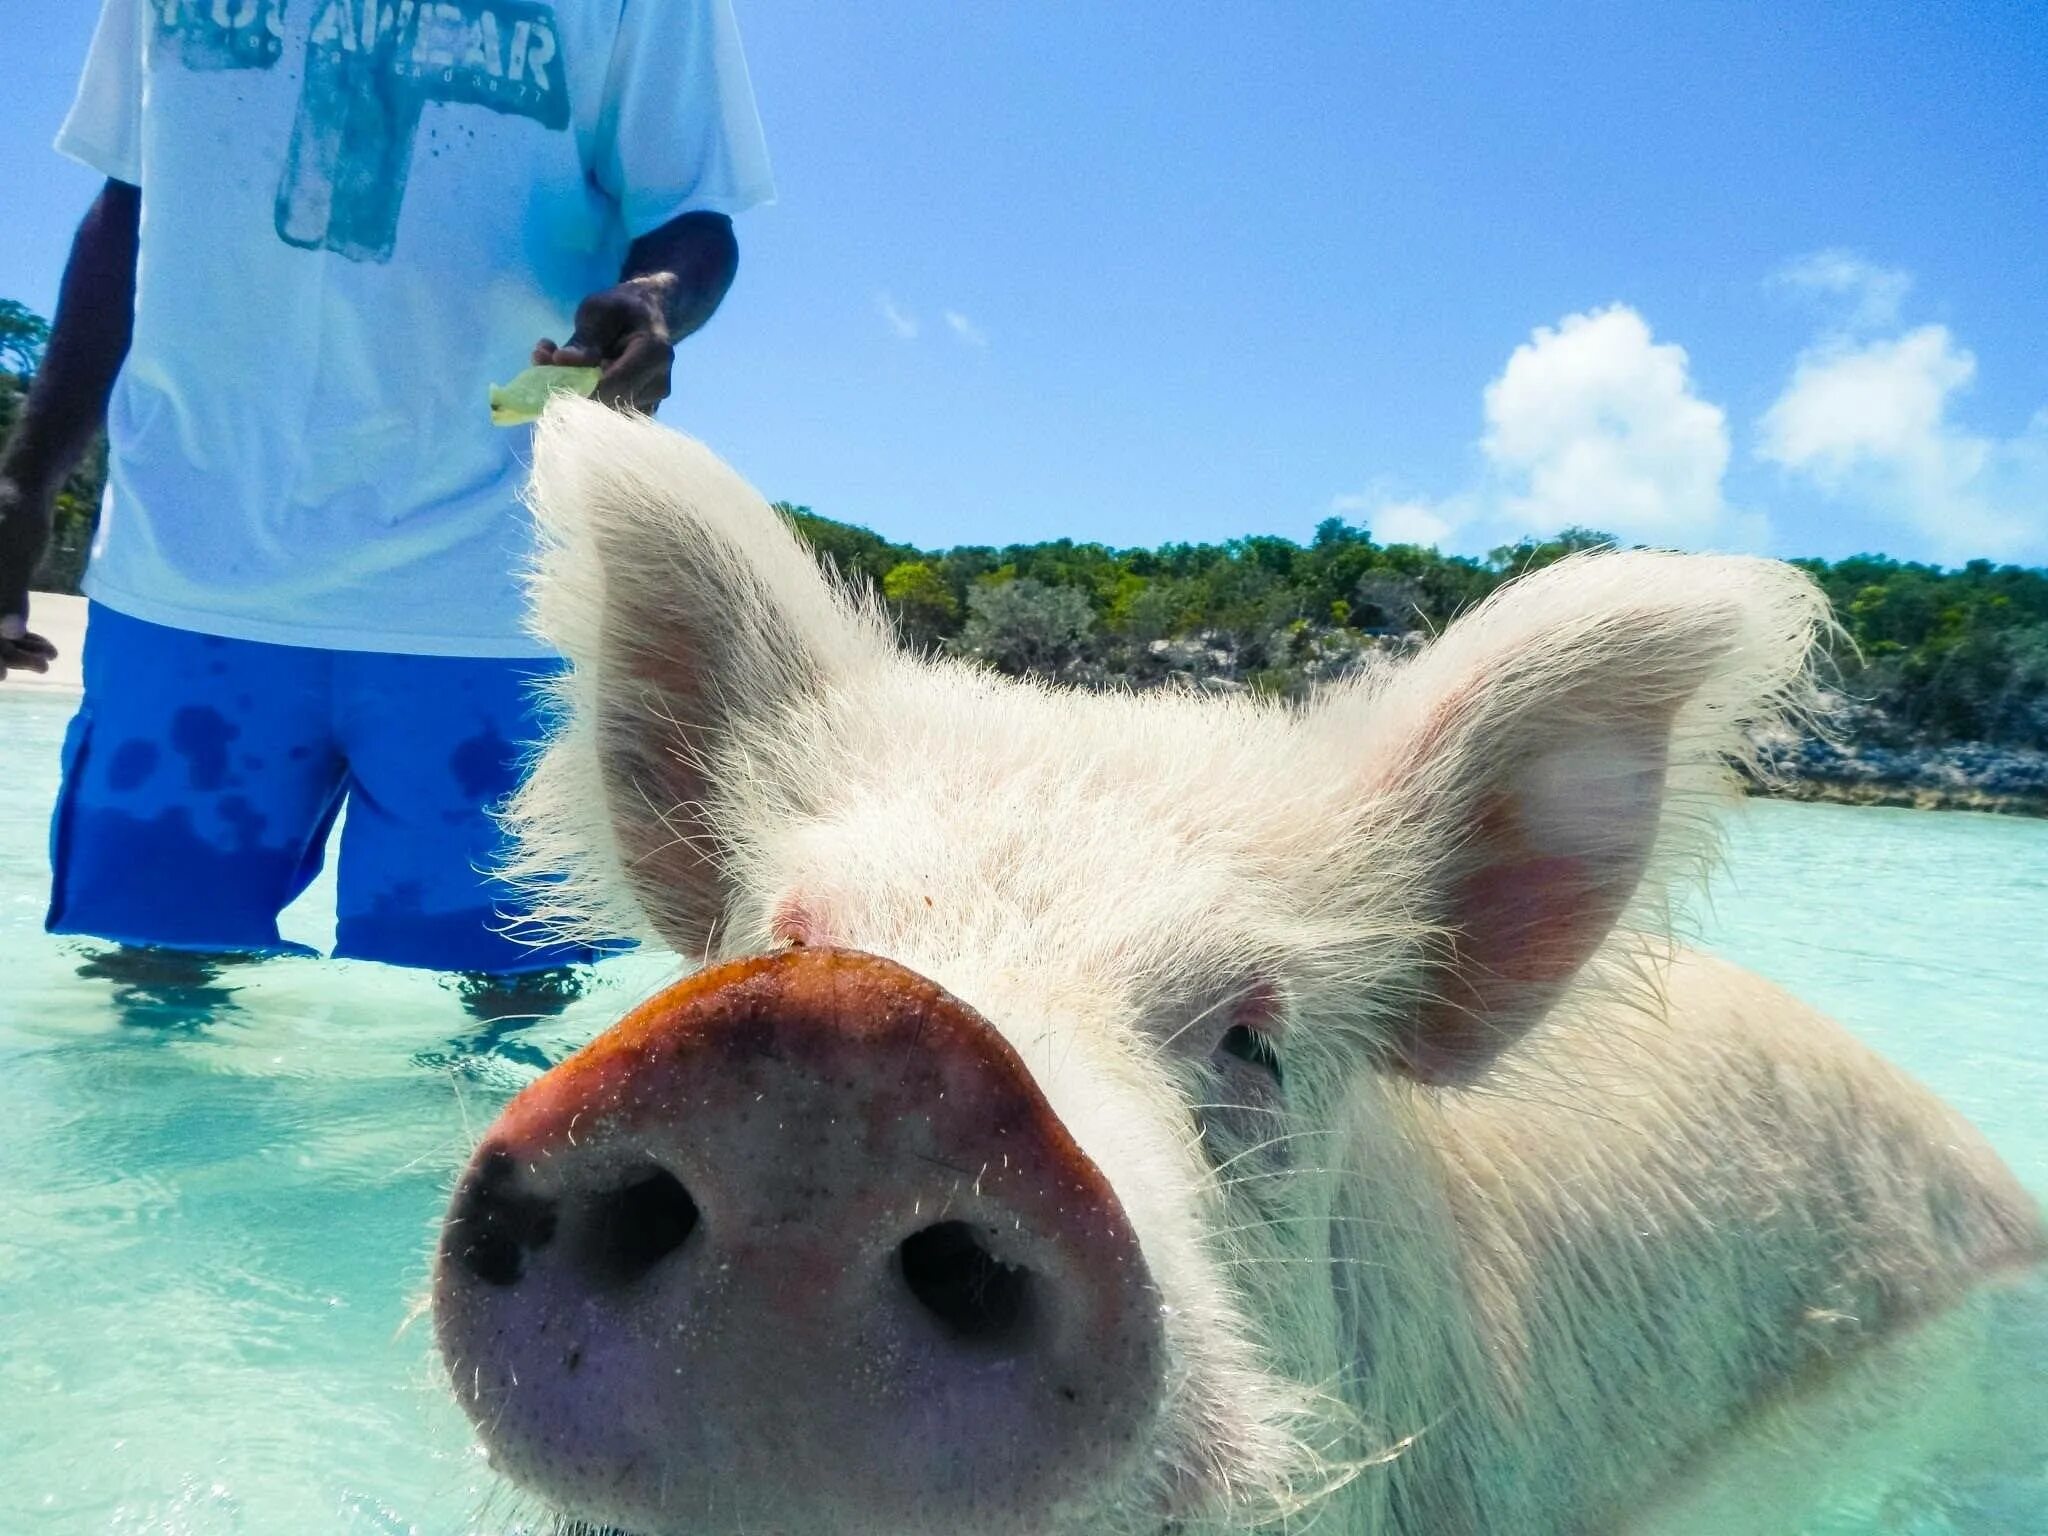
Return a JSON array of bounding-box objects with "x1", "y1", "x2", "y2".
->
[
  {"x1": 47, "y1": 605, "x2": 346, "y2": 1023},
  {"x1": 329, "y1": 649, "x2": 622, "y2": 1023}
]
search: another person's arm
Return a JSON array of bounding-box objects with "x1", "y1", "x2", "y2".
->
[
  {"x1": 0, "y1": 177, "x2": 139, "y2": 678},
  {"x1": 530, "y1": 211, "x2": 740, "y2": 414}
]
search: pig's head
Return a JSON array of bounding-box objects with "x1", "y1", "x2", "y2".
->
[{"x1": 434, "y1": 400, "x2": 1824, "y2": 1535}]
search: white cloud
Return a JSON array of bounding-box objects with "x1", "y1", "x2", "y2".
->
[
  {"x1": 1760, "y1": 326, "x2": 1971, "y2": 473},
  {"x1": 944, "y1": 310, "x2": 989, "y2": 348},
  {"x1": 876, "y1": 292, "x2": 919, "y2": 340},
  {"x1": 1328, "y1": 269, "x2": 2044, "y2": 564},
  {"x1": 1760, "y1": 323, "x2": 2045, "y2": 558},
  {"x1": 1481, "y1": 305, "x2": 1737, "y2": 544},
  {"x1": 1363, "y1": 499, "x2": 1455, "y2": 548},
  {"x1": 874, "y1": 295, "x2": 994, "y2": 352},
  {"x1": 1772, "y1": 250, "x2": 1912, "y2": 333},
  {"x1": 1326, "y1": 490, "x2": 1475, "y2": 550},
  {"x1": 1329, "y1": 305, "x2": 1747, "y2": 552}
]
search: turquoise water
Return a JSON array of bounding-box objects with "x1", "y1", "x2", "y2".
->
[{"x1": 2, "y1": 690, "x2": 2044, "y2": 1534}]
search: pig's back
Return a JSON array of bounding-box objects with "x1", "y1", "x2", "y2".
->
[{"x1": 1398, "y1": 947, "x2": 2043, "y2": 1534}]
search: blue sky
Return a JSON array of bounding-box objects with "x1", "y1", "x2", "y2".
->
[{"x1": 3, "y1": 1, "x2": 2044, "y2": 564}]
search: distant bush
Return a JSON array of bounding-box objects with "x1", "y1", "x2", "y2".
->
[
  {"x1": 959, "y1": 577, "x2": 1094, "y2": 677},
  {"x1": 880, "y1": 559, "x2": 958, "y2": 648}
]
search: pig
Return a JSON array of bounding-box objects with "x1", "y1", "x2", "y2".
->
[{"x1": 432, "y1": 398, "x2": 2044, "y2": 1536}]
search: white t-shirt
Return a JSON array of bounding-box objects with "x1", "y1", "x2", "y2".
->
[{"x1": 59, "y1": 0, "x2": 775, "y2": 656}]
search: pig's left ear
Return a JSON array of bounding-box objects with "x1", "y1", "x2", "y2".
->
[
  {"x1": 1315, "y1": 551, "x2": 1825, "y2": 1086},
  {"x1": 500, "y1": 398, "x2": 896, "y2": 954}
]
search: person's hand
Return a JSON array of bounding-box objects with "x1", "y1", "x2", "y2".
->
[
  {"x1": 0, "y1": 476, "x2": 59, "y2": 680},
  {"x1": 532, "y1": 276, "x2": 675, "y2": 413}
]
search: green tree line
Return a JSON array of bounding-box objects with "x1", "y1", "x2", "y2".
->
[
  {"x1": 5, "y1": 297, "x2": 2044, "y2": 749},
  {"x1": 789, "y1": 504, "x2": 2048, "y2": 750}
]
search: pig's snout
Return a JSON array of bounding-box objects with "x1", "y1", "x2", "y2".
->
[{"x1": 433, "y1": 948, "x2": 1165, "y2": 1536}]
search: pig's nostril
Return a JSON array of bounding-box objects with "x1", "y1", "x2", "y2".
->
[
  {"x1": 450, "y1": 1150, "x2": 558, "y2": 1288},
  {"x1": 582, "y1": 1166, "x2": 700, "y2": 1286},
  {"x1": 898, "y1": 1221, "x2": 1033, "y2": 1345}
]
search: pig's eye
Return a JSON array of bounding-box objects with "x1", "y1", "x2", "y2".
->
[{"x1": 1216, "y1": 1023, "x2": 1284, "y2": 1086}]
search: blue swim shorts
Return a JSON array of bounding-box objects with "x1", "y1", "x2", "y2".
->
[{"x1": 47, "y1": 603, "x2": 615, "y2": 973}]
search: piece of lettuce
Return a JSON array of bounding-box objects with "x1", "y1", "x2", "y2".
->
[{"x1": 488, "y1": 365, "x2": 603, "y2": 427}]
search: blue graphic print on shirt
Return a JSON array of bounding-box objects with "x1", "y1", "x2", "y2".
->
[
  {"x1": 149, "y1": 0, "x2": 570, "y2": 264},
  {"x1": 149, "y1": 0, "x2": 289, "y2": 69}
]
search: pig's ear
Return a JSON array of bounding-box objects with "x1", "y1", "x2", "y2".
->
[
  {"x1": 502, "y1": 398, "x2": 895, "y2": 955},
  {"x1": 1316, "y1": 551, "x2": 1825, "y2": 1086}
]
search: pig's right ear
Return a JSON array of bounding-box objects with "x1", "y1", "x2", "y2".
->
[
  {"x1": 1312, "y1": 551, "x2": 1824, "y2": 1087},
  {"x1": 502, "y1": 398, "x2": 895, "y2": 955}
]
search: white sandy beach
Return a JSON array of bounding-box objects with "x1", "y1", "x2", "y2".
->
[{"x1": 7, "y1": 591, "x2": 86, "y2": 698}]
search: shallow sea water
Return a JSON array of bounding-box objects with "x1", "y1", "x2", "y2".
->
[{"x1": 1, "y1": 690, "x2": 2044, "y2": 1534}]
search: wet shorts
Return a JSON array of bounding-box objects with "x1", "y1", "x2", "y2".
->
[{"x1": 47, "y1": 603, "x2": 612, "y2": 973}]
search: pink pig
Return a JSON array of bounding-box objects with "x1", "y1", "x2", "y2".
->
[{"x1": 433, "y1": 400, "x2": 2043, "y2": 1536}]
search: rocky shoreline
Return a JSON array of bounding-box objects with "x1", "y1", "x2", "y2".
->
[
  {"x1": 1751, "y1": 775, "x2": 2048, "y2": 817},
  {"x1": 1129, "y1": 638, "x2": 2048, "y2": 819},
  {"x1": 1748, "y1": 731, "x2": 2048, "y2": 818},
  {"x1": 1125, "y1": 635, "x2": 2048, "y2": 818}
]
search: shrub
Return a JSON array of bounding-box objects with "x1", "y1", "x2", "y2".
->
[{"x1": 959, "y1": 578, "x2": 1095, "y2": 677}]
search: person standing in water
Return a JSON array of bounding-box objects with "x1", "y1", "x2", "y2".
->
[{"x1": 0, "y1": 1, "x2": 774, "y2": 1018}]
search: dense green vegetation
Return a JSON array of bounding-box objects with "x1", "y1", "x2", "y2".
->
[
  {"x1": 785, "y1": 506, "x2": 2048, "y2": 750},
  {"x1": 4, "y1": 298, "x2": 2044, "y2": 749},
  {"x1": 1790, "y1": 557, "x2": 2048, "y2": 749}
]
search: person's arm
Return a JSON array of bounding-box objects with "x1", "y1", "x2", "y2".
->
[
  {"x1": 0, "y1": 177, "x2": 139, "y2": 677},
  {"x1": 530, "y1": 211, "x2": 740, "y2": 414}
]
